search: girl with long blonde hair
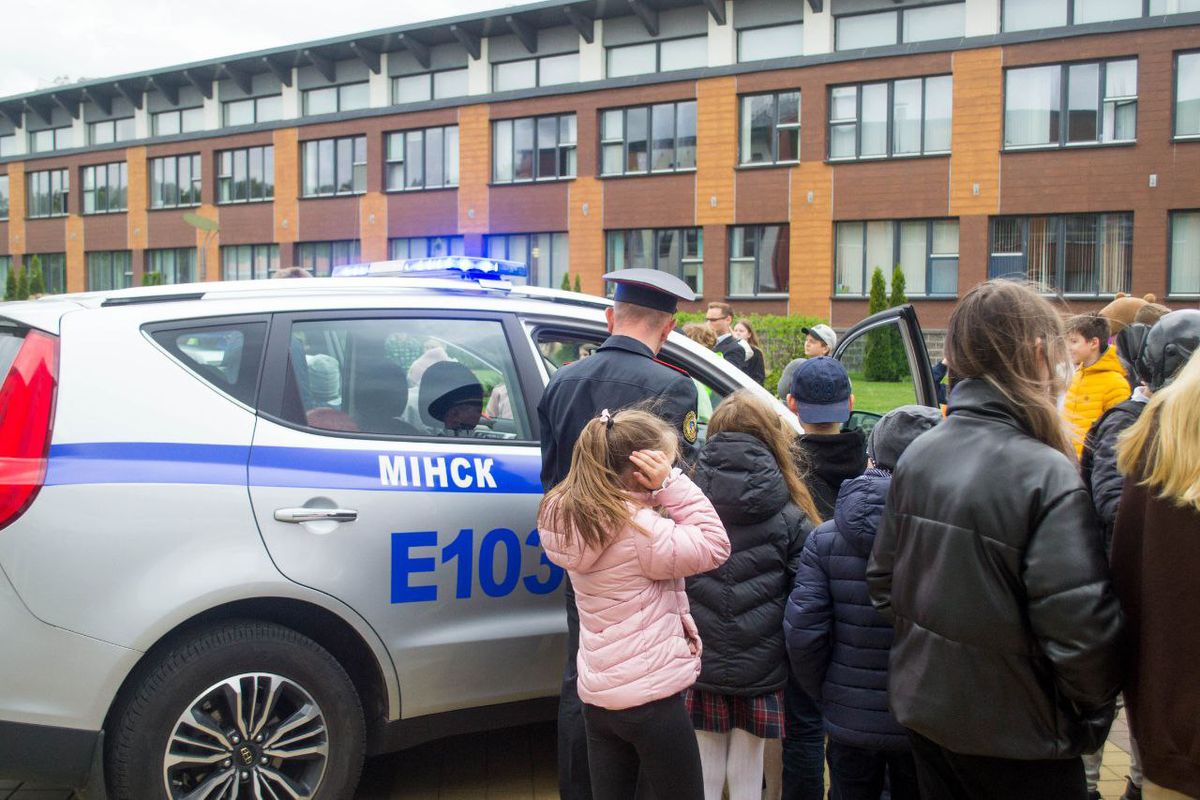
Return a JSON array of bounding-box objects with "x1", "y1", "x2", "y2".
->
[
  {"x1": 684, "y1": 391, "x2": 821, "y2": 800},
  {"x1": 538, "y1": 407, "x2": 730, "y2": 800},
  {"x1": 1111, "y1": 348, "x2": 1200, "y2": 800}
]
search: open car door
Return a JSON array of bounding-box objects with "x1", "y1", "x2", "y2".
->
[{"x1": 831, "y1": 304, "x2": 939, "y2": 439}]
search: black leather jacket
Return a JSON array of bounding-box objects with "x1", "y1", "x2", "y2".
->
[{"x1": 867, "y1": 379, "x2": 1123, "y2": 760}]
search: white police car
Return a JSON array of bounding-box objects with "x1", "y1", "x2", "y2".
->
[{"x1": 0, "y1": 258, "x2": 934, "y2": 799}]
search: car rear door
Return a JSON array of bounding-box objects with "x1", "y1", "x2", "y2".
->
[{"x1": 248, "y1": 309, "x2": 564, "y2": 718}]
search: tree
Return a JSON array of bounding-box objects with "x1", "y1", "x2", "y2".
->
[
  {"x1": 142, "y1": 271, "x2": 164, "y2": 286},
  {"x1": 28, "y1": 255, "x2": 45, "y2": 296},
  {"x1": 4, "y1": 267, "x2": 15, "y2": 301},
  {"x1": 863, "y1": 267, "x2": 902, "y2": 381},
  {"x1": 15, "y1": 264, "x2": 29, "y2": 301},
  {"x1": 885, "y1": 264, "x2": 910, "y2": 378},
  {"x1": 573, "y1": 274, "x2": 582, "y2": 293},
  {"x1": 560, "y1": 272, "x2": 572, "y2": 291}
]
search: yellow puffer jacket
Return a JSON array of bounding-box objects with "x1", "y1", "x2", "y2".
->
[{"x1": 1064, "y1": 346, "x2": 1131, "y2": 456}]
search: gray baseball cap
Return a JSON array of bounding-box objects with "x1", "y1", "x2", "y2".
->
[{"x1": 868, "y1": 404, "x2": 943, "y2": 471}]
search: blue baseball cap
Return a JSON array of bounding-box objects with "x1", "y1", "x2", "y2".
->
[{"x1": 790, "y1": 356, "x2": 852, "y2": 424}]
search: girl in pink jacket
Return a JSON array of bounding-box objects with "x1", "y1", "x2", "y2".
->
[{"x1": 539, "y1": 407, "x2": 731, "y2": 800}]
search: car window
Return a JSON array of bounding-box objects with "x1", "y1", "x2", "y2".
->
[
  {"x1": 281, "y1": 317, "x2": 532, "y2": 441},
  {"x1": 150, "y1": 321, "x2": 267, "y2": 406}
]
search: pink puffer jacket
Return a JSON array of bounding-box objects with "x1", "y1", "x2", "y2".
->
[{"x1": 539, "y1": 472, "x2": 730, "y2": 710}]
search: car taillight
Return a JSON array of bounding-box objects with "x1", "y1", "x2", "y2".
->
[{"x1": 0, "y1": 330, "x2": 58, "y2": 531}]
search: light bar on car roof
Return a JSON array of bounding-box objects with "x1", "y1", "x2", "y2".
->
[{"x1": 333, "y1": 256, "x2": 528, "y2": 281}]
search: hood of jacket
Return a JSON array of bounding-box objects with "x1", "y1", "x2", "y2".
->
[
  {"x1": 833, "y1": 468, "x2": 891, "y2": 558},
  {"x1": 694, "y1": 432, "x2": 790, "y2": 526},
  {"x1": 802, "y1": 430, "x2": 868, "y2": 489}
]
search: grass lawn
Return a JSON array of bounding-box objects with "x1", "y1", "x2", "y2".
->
[{"x1": 848, "y1": 371, "x2": 920, "y2": 416}]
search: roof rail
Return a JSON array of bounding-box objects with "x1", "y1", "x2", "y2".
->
[{"x1": 101, "y1": 292, "x2": 207, "y2": 308}]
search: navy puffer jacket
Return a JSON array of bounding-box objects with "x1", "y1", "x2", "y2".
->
[
  {"x1": 784, "y1": 468, "x2": 908, "y2": 751},
  {"x1": 689, "y1": 432, "x2": 813, "y2": 696}
]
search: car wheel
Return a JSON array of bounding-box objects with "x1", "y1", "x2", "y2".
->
[{"x1": 107, "y1": 620, "x2": 365, "y2": 800}]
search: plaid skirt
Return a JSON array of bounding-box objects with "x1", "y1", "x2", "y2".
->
[{"x1": 684, "y1": 687, "x2": 785, "y2": 739}]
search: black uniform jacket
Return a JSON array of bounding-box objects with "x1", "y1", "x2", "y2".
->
[{"x1": 538, "y1": 334, "x2": 699, "y2": 488}]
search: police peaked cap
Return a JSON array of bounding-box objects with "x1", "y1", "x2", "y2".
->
[
  {"x1": 603, "y1": 268, "x2": 696, "y2": 314},
  {"x1": 1136, "y1": 309, "x2": 1200, "y2": 391}
]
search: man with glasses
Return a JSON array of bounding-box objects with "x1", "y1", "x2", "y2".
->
[{"x1": 707, "y1": 302, "x2": 753, "y2": 378}]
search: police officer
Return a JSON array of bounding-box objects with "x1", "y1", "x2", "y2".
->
[{"x1": 539, "y1": 268, "x2": 700, "y2": 800}]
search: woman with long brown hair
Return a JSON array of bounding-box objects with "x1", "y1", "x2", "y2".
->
[
  {"x1": 1112, "y1": 348, "x2": 1200, "y2": 800},
  {"x1": 867, "y1": 280, "x2": 1123, "y2": 799},
  {"x1": 733, "y1": 319, "x2": 768, "y2": 386},
  {"x1": 538, "y1": 407, "x2": 730, "y2": 800},
  {"x1": 684, "y1": 390, "x2": 821, "y2": 800}
]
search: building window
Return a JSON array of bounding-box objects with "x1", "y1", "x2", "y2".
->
[
  {"x1": 22, "y1": 254, "x2": 67, "y2": 294},
  {"x1": 150, "y1": 154, "x2": 202, "y2": 209},
  {"x1": 836, "y1": 3, "x2": 965, "y2": 50},
  {"x1": 485, "y1": 232, "x2": 569, "y2": 288},
  {"x1": 1005, "y1": 60, "x2": 1137, "y2": 149},
  {"x1": 607, "y1": 36, "x2": 707, "y2": 78},
  {"x1": 221, "y1": 244, "x2": 280, "y2": 281},
  {"x1": 606, "y1": 228, "x2": 703, "y2": 294},
  {"x1": 1002, "y1": 0, "x2": 1190, "y2": 30},
  {"x1": 82, "y1": 162, "x2": 128, "y2": 214},
  {"x1": 86, "y1": 251, "x2": 133, "y2": 291},
  {"x1": 26, "y1": 169, "x2": 70, "y2": 218},
  {"x1": 729, "y1": 225, "x2": 790, "y2": 296},
  {"x1": 222, "y1": 95, "x2": 283, "y2": 127},
  {"x1": 147, "y1": 248, "x2": 196, "y2": 284},
  {"x1": 1177, "y1": 52, "x2": 1200, "y2": 139},
  {"x1": 836, "y1": 219, "x2": 959, "y2": 297},
  {"x1": 0, "y1": 134, "x2": 16, "y2": 157},
  {"x1": 88, "y1": 118, "x2": 135, "y2": 146},
  {"x1": 829, "y1": 75, "x2": 952, "y2": 160},
  {"x1": 738, "y1": 23, "x2": 804, "y2": 62},
  {"x1": 389, "y1": 236, "x2": 465, "y2": 260},
  {"x1": 392, "y1": 69, "x2": 469, "y2": 104},
  {"x1": 601, "y1": 102, "x2": 697, "y2": 176},
  {"x1": 152, "y1": 107, "x2": 204, "y2": 137},
  {"x1": 302, "y1": 83, "x2": 370, "y2": 116},
  {"x1": 0, "y1": 257, "x2": 9, "y2": 289},
  {"x1": 1169, "y1": 211, "x2": 1200, "y2": 296},
  {"x1": 295, "y1": 240, "x2": 361, "y2": 277},
  {"x1": 218, "y1": 146, "x2": 275, "y2": 204},
  {"x1": 0, "y1": 175, "x2": 8, "y2": 220},
  {"x1": 988, "y1": 213, "x2": 1132, "y2": 296},
  {"x1": 493, "y1": 53, "x2": 581, "y2": 91},
  {"x1": 740, "y1": 92, "x2": 801, "y2": 165},
  {"x1": 385, "y1": 126, "x2": 459, "y2": 191},
  {"x1": 493, "y1": 115, "x2": 577, "y2": 183},
  {"x1": 29, "y1": 127, "x2": 73, "y2": 153},
  {"x1": 301, "y1": 136, "x2": 367, "y2": 197}
]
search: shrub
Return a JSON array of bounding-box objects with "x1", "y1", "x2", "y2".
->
[
  {"x1": 864, "y1": 267, "x2": 899, "y2": 381},
  {"x1": 28, "y1": 258, "x2": 46, "y2": 297},
  {"x1": 15, "y1": 263, "x2": 29, "y2": 300},
  {"x1": 142, "y1": 271, "x2": 165, "y2": 286},
  {"x1": 4, "y1": 267, "x2": 15, "y2": 301},
  {"x1": 677, "y1": 310, "x2": 823, "y2": 395},
  {"x1": 560, "y1": 272, "x2": 571, "y2": 291},
  {"x1": 573, "y1": 274, "x2": 582, "y2": 293}
]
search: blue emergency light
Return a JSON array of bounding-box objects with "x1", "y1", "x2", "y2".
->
[{"x1": 332, "y1": 256, "x2": 528, "y2": 282}]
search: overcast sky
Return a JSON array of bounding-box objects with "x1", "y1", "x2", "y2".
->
[{"x1": 0, "y1": 0, "x2": 525, "y2": 99}]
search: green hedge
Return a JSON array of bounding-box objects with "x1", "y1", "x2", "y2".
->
[{"x1": 677, "y1": 311, "x2": 824, "y2": 396}]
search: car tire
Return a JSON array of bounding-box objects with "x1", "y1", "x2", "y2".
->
[{"x1": 106, "y1": 620, "x2": 365, "y2": 800}]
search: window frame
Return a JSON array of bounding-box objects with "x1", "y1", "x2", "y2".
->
[
  {"x1": 599, "y1": 101, "x2": 698, "y2": 176},
  {"x1": 301, "y1": 135, "x2": 368, "y2": 198},
  {"x1": 606, "y1": 35, "x2": 708, "y2": 78},
  {"x1": 483, "y1": 232, "x2": 570, "y2": 288},
  {"x1": 1167, "y1": 209, "x2": 1200, "y2": 298},
  {"x1": 301, "y1": 82, "x2": 371, "y2": 116},
  {"x1": 26, "y1": 168, "x2": 71, "y2": 219},
  {"x1": 1002, "y1": 57, "x2": 1139, "y2": 151},
  {"x1": 151, "y1": 107, "x2": 205, "y2": 137},
  {"x1": 220, "y1": 244, "x2": 281, "y2": 281},
  {"x1": 81, "y1": 162, "x2": 129, "y2": 215},
  {"x1": 21, "y1": 253, "x2": 67, "y2": 294},
  {"x1": 294, "y1": 240, "x2": 362, "y2": 277},
  {"x1": 149, "y1": 154, "x2": 203, "y2": 210},
  {"x1": 1175, "y1": 50, "x2": 1200, "y2": 141},
  {"x1": 491, "y1": 114, "x2": 577, "y2": 184},
  {"x1": 146, "y1": 248, "x2": 196, "y2": 285},
  {"x1": 1001, "y1": 0, "x2": 1187, "y2": 31},
  {"x1": 834, "y1": 218, "x2": 961, "y2": 298},
  {"x1": 827, "y1": 75, "x2": 953, "y2": 161},
  {"x1": 738, "y1": 91, "x2": 802, "y2": 166},
  {"x1": 221, "y1": 95, "x2": 284, "y2": 127},
  {"x1": 217, "y1": 145, "x2": 275, "y2": 205},
  {"x1": 28, "y1": 126, "x2": 73, "y2": 154},
  {"x1": 87, "y1": 118, "x2": 136, "y2": 146},
  {"x1": 388, "y1": 236, "x2": 465, "y2": 260},
  {"x1": 85, "y1": 250, "x2": 134, "y2": 291},
  {"x1": 390, "y1": 69, "x2": 471, "y2": 104},
  {"x1": 491, "y1": 53, "x2": 582, "y2": 92},
  {"x1": 987, "y1": 212, "x2": 1134, "y2": 297},
  {"x1": 384, "y1": 126, "x2": 460, "y2": 192},
  {"x1": 834, "y1": 1, "x2": 965, "y2": 50},
  {"x1": 605, "y1": 228, "x2": 704, "y2": 294},
  {"x1": 736, "y1": 22, "x2": 805, "y2": 63},
  {"x1": 727, "y1": 224, "x2": 791, "y2": 298},
  {"x1": 0, "y1": 133, "x2": 17, "y2": 158},
  {"x1": 0, "y1": 174, "x2": 9, "y2": 220}
]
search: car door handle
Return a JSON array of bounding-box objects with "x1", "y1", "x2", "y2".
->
[{"x1": 274, "y1": 507, "x2": 359, "y2": 524}]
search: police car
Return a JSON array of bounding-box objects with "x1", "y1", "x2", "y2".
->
[{"x1": 0, "y1": 257, "x2": 934, "y2": 799}]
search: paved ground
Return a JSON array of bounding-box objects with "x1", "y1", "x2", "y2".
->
[{"x1": 2, "y1": 713, "x2": 1138, "y2": 799}]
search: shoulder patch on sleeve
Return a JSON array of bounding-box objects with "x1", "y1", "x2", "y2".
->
[{"x1": 683, "y1": 410, "x2": 698, "y2": 444}]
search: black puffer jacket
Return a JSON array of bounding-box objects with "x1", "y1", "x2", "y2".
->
[
  {"x1": 689, "y1": 432, "x2": 814, "y2": 696},
  {"x1": 867, "y1": 379, "x2": 1123, "y2": 760},
  {"x1": 1082, "y1": 398, "x2": 1144, "y2": 552}
]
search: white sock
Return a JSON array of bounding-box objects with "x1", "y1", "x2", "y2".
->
[
  {"x1": 695, "y1": 729, "x2": 730, "y2": 800},
  {"x1": 726, "y1": 729, "x2": 767, "y2": 800}
]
